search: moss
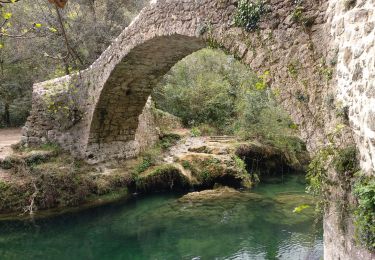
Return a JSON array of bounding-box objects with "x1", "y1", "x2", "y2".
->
[
  {"x1": 236, "y1": 140, "x2": 308, "y2": 181},
  {"x1": 33, "y1": 171, "x2": 94, "y2": 209},
  {"x1": 0, "y1": 156, "x2": 19, "y2": 169},
  {"x1": 353, "y1": 174, "x2": 375, "y2": 251},
  {"x1": 1, "y1": 143, "x2": 61, "y2": 170},
  {"x1": 182, "y1": 155, "x2": 252, "y2": 189},
  {"x1": 135, "y1": 165, "x2": 190, "y2": 193},
  {"x1": 0, "y1": 181, "x2": 32, "y2": 213}
]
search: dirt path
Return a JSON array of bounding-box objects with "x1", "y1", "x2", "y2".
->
[
  {"x1": 0, "y1": 128, "x2": 22, "y2": 181},
  {"x1": 0, "y1": 128, "x2": 22, "y2": 160}
]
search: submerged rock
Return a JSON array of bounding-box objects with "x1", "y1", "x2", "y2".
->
[{"x1": 178, "y1": 186, "x2": 263, "y2": 203}]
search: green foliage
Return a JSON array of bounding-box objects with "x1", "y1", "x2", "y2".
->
[
  {"x1": 234, "y1": 0, "x2": 268, "y2": 31},
  {"x1": 293, "y1": 204, "x2": 310, "y2": 213},
  {"x1": 181, "y1": 160, "x2": 192, "y2": 169},
  {"x1": 307, "y1": 143, "x2": 360, "y2": 222},
  {"x1": 333, "y1": 146, "x2": 359, "y2": 175},
  {"x1": 255, "y1": 70, "x2": 270, "y2": 90},
  {"x1": 289, "y1": 123, "x2": 299, "y2": 130},
  {"x1": 287, "y1": 61, "x2": 299, "y2": 78},
  {"x1": 234, "y1": 155, "x2": 247, "y2": 173},
  {"x1": 191, "y1": 127, "x2": 202, "y2": 137},
  {"x1": 153, "y1": 49, "x2": 253, "y2": 133},
  {"x1": 160, "y1": 134, "x2": 181, "y2": 150},
  {"x1": 134, "y1": 157, "x2": 153, "y2": 175},
  {"x1": 353, "y1": 174, "x2": 375, "y2": 251},
  {"x1": 0, "y1": 0, "x2": 148, "y2": 127},
  {"x1": 291, "y1": 1, "x2": 314, "y2": 28},
  {"x1": 153, "y1": 48, "x2": 296, "y2": 141},
  {"x1": 306, "y1": 146, "x2": 334, "y2": 205},
  {"x1": 133, "y1": 144, "x2": 164, "y2": 175},
  {"x1": 292, "y1": 6, "x2": 304, "y2": 23}
]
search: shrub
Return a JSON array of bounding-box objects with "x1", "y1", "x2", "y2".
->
[
  {"x1": 181, "y1": 160, "x2": 192, "y2": 169},
  {"x1": 133, "y1": 157, "x2": 153, "y2": 175},
  {"x1": 160, "y1": 133, "x2": 181, "y2": 149},
  {"x1": 191, "y1": 127, "x2": 202, "y2": 137},
  {"x1": 333, "y1": 146, "x2": 359, "y2": 176},
  {"x1": 353, "y1": 174, "x2": 375, "y2": 251}
]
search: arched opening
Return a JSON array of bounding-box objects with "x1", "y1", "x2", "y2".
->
[
  {"x1": 98, "y1": 46, "x2": 322, "y2": 259},
  {"x1": 86, "y1": 34, "x2": 310, "y2": 180},
  {"x1": 86, "y1": 35, "x2": 206, "y2": 160},
  {"x1": 151, "y1": 47, "x2": 310, "y2": 183},
  {"x1": 16, "y1": 0, "x2": 374, "y2": 258}
]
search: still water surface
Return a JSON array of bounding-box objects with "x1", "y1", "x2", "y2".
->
[{"x1": 0, "y1": 176, "x2": 322, "y2": 260}]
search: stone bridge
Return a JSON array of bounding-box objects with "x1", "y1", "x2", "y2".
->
[{"x1": 23, "y1": 1, "x2": 374, "y2": 258}]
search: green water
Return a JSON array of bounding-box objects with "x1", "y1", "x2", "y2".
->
[{"x1": 0, "y1": 175, "x2": 322, "y2": 260}]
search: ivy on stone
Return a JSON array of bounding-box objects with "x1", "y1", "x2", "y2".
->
[
  {"x1": 353, "y1": 173, "x2": 375, "y2": 251},
  {"x1": 234, "y1": 0, "x2": 268, "y2": 31}
]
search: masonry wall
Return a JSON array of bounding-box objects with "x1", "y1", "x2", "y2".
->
[{"x1": 22, "y1": 1, "x2": 375, "y2": 258}]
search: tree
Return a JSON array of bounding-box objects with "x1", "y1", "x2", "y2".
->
[{"x1": 0, "y1": 0, "x2": 148, "y2": 126}]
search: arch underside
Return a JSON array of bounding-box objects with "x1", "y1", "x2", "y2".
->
[{"x1": 87, "y1": 35, "x2": 206, "y2": 157}]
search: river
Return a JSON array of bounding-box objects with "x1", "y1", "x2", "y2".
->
[{"x1": 0, "y1": 175, "x2": 322, "y2": 260}]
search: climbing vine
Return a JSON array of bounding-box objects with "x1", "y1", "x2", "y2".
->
[
  {"x1": 234, "y1": 0, "x2": 268, "y2": 31},
  {"x1": 306, "y1": 145, "x2": 334, "y2": 214},
  {"x1": 43, "y1": 80, "x2": 83, "y2": 129},
  {"x1": 306, "y1": 125, "x2": 359, "y2": 218},
  {"x1": 353, "y1": 173, "x2": 375, "y2": 251}
]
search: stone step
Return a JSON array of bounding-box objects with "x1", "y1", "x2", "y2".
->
[{"x1": 208, "y1": 136, "x2": 237, "y2": 142}]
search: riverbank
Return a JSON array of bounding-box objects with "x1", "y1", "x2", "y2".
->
[{"x1": 0, "y1": 128, "x2": 309, "y2": 219}]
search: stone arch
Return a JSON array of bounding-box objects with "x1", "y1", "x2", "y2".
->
[
  {"x1": 26, "y1": 0, "x2": 331, "y2": 161},
  {"x1": 22, "y1": 1, "x2": 375, "y2": 258},
  {"x1": 86, "y1": 35, "x2": 206, "y2": 160},
  {"x1": 23, "y1": 0, "x2": 375, "y2": 173}
]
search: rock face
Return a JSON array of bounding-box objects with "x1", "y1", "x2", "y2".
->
[{"x1": 22, "y1": 0, "x2": 375, "y2": 258}]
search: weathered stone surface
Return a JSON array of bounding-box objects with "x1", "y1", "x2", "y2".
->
[
  {"x1": 23, "y1": 0, "x2": 332, "y2": 159},
  {"x1": 22, "y1": 1, "x2": 375, "y2": 258}
]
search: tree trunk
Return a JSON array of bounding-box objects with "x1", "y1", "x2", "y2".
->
[{"x1": 3, "y1": 102, "x2": 10, "y2": 126}]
